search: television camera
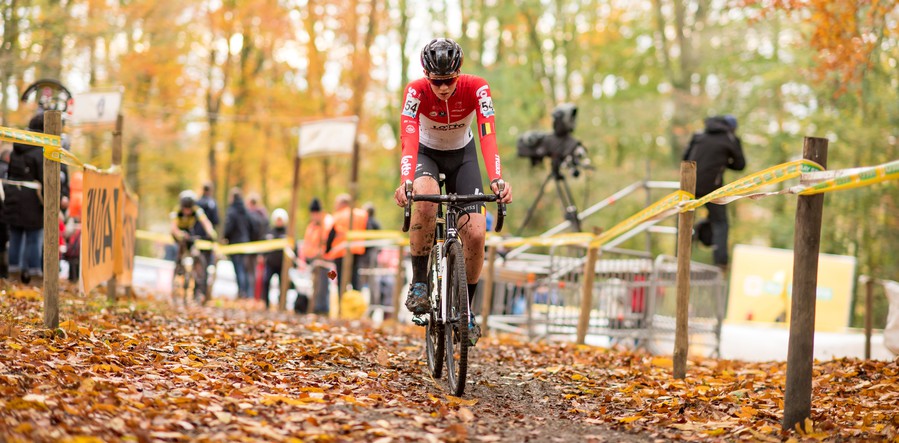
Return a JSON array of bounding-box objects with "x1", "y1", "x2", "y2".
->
[
  {"x1": 517, "y1": 103, "x2": 592, "y2": 178},
  {"x1": 515, "y1": 104, "x2": 593, "y2": 234}
]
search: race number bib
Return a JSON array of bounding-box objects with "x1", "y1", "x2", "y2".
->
[
  {"x1": 479, "y1": 97, "x2": 495, "y2": 117},
  {"x1": 402, "y1": 94, "x2": 420, "y2": 118}
]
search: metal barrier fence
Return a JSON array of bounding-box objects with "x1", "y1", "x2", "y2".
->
[{"x1": 483, "y1": 249, "x2": 726, "y2": 356}]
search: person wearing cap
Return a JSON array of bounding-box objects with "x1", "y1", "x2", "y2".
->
[
  {"x1": 302, "y1": 197, "x2": 332, "y2": 315},
  {"x1": 683, "y1": 115, "x2": 746, "y2": 272}
]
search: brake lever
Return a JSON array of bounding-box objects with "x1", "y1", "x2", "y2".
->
[
  {"x1": 401, "y1": 180, "x2": 413, "y2": 232},
  {"x1": 494, "y1": 179, "x2": 506, "y2": 233}
]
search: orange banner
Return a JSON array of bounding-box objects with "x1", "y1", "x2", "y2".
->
[
  {"x1": 118, "y1": 192, "x2": 138, "y2": 286},
  {"x1": 81, "y1": 169, "x2": 122, "y2": 293}
]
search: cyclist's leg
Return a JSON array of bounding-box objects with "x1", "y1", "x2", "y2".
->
[
  {"x1": 405, "y1": 148, "x2": 440, "y2": 315},
  {"x1": 445, "y1": 140, "x2": 487, "y2": 289}
]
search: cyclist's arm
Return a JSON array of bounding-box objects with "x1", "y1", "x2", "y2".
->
[
  {"x1": 399, "y1": 83, "x2": 422, "y2": 185},
  {"x1": 170, "y1": 212, "x2": 184, "y2": 240},
  {"x1": 472, "y1": 78, "x2": 502, "y2": 183}
]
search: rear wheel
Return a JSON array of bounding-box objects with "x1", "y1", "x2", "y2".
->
[
  {"x1": 425, "y1": 247, "x2": 444, "y2": 378},
  {"x1": 444, "y1": 241, "x2": 469, "y2": 396}
]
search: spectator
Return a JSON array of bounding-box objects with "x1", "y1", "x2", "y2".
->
[
  {"x1": 2, "y1": 113, "x2": 51, "y2": 283},
  {"x1": 324, "y1": 194, "x2": 368, "y2": 293},
  {"x1": 194, "y1": 182, "x2": 218, "y2": 294},
  {"x1": 360, "y1": 202, "x2": 381, "y2": 272},
  {"x1": 196, "y1": 182, "x2": 220, "y2": 230},
  {"x1": 262, "y1": 208, "x2": 295, "y2": 311},
  {"x1": 0, "y1": 146, "x2": 11, "y2": 278},
  {"x1": 683, "y1": 115, "x2": 746, "y2": 272},
  {"x1": 223, "y1": 188, "x2": 252, "y2": 299},
  {"x1": 303, "y1": 197, "x2": 332, "y2": 315},
  {"x1": 245, "y1": 193, "x2": 268, "y2": 301}
]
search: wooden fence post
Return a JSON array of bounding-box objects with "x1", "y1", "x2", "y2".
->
[
  {"x1": 107, "y1": 114, "x2": 123, "y2": 303},
  {"x1": 43, "y1": 111, "x2": 62, "y2": 330},
  {"x1": 480, "y1": 244, "x2": 498, "y2": 335},
  {"x1": 864, "y1": 277, "x2": 874, "y2": 360},
  {"x1": 576, "y1": 246, "x2": 599, "y2": 344},
  {"x1": 674, "y1": 161, "x2": 696, "y2": 379},
  {"x1": 783, "y1": 136, "x2": 828, "y2": 433},
  {"x1": 391, "y1": 246, "x2": 406, "y2": 321}
]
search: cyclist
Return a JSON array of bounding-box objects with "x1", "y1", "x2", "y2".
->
[
  {"x1": 170, "y1": 190, "x2": 217, "y2": 301},
  {"x1": 393, "y1": 38, "x2": 513, "y2": 344}
]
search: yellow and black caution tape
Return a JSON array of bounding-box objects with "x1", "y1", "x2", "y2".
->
[
  {"x1": 798, "y1": 159, "x2": 899, "y2": 195},
  {"x1": 0, "y1": 125, "x2": 86, "y2": 167}
]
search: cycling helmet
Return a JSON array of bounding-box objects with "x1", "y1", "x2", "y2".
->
[
  {"x1": 179, "y1": 190, "x2": 197, "y2": 208},
  {"x1": 421, "y1": 38, "x2": 463, "y2": 77},
  {"x1": 271, "y1": 208, "x2": 289, "y2": 225}
]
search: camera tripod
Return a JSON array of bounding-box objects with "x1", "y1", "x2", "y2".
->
[{"x1": 517, "y1": 170, "x2": 582, "y2": 235}]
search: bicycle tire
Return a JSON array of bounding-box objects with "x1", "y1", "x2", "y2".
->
[
  {"x1": 443, "y1": 240, "x2": 469, "y2": 396},
  {"x1": 425, "y1": 247, "x2": 444, "y2": 378},
  {"x1": 193, "y1": 253, "x2": 208, "y2": 305}
]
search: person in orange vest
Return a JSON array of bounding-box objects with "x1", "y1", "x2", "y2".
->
[
  {"x1": 324, "y1": 193, "x2": 368, "y2": 294},
  {"x1": 302, "y1": 197, "x2": 332, "y2": 315}
]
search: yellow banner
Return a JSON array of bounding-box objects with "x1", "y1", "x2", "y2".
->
[
  {"x1": 725, "y1": 245, "x2": 856, "y2": 332},
  {"x1": 799, "y1": 159, "x2": 899, "y2": 195},
  {"x1": 681, "y1": 160, "x2": 823, "y2": 211},
  {"x1": 118, "y1": 192, "x2": 139, "y2": 286},
  {"x1": 0, "y1": 126, "x2": 84, "y2": 167},
  {"x1": 218, "y1": 238, "x2": 289, "y2": 255},
  {"x1": 590, "y1": 190, "x2": 693, "y2": 248},
  {"x1": 81, "y1": 169, "x2": 123, "y2": 293}
]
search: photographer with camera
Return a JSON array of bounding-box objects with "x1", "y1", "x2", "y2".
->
[{"x1": 393, "y1": 38, "x2": 513, "y2": 341}]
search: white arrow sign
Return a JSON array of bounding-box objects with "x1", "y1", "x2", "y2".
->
[{"x1": 71, "y1": 91, "x2": 123, "y2": 124}]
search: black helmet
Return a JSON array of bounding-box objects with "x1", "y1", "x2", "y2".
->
[
  {"x1": 179, "y1": 190, "x2": 197, "y2": 208},
  {"x1": 421, "y1": 38, "x2": 463, "y2": 76}
]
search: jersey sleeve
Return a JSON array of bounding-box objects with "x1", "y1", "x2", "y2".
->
[
  {"x1": 399, "y1": 82, "x2": 422, "y2": 184},
  {"x1": 472, "y1": 78, "x2": 502, "y2": 182}
]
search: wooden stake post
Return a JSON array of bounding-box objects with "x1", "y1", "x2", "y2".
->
[
  {"x1": 281, "y1": 153, "x2": 301, "y2": 312},
  {"x1": 864, "y1": 277, "x2": 873, "y2": 360},
  {"x1": 783, "y1": 136, "x2": 828, "y2": 433},
  {"x1": 673, "y1": 161, "x2": 696, "y2": 379},
  {"x1": 576, "y1": 246, "x2": 599, "y2": 344},
  {"x1": 480, "y1": 245, "x2": 498, "y2": 335},
  {"x1": 107, "y1": 114, "x2": 123, "y2": 303},
  {"x1": 43, "y1": 111, "x2": 62, "y2": 330}
]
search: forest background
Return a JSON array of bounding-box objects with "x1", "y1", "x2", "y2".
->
[{"x1": 1, "y1": 0, "x2": 897, "y2": 324}]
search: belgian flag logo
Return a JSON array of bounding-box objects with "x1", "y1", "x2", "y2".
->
[{"x1": 480, "y1": 122, "x2": 493, "y2": 137}]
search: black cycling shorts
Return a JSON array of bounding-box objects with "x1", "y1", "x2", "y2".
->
[{"x1": 415, "y1": 139, "x2": 486, "y2": 215}]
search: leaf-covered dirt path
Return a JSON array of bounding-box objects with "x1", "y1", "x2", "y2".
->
[{"x1": 1, "y1": 284, "x2": 897, "y2": 442}]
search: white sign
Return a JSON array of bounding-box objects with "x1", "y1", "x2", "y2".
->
[
  {"x1": 298, "y1": 116, "x2": 358, "y2": 158},
  {"x1": 71, "y1": 91, "x2": 123, "y2": 124}
]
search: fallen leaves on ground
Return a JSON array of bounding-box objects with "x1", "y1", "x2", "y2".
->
[{"x1": 0, "y1": 283, "x2": 896, "y2": 442}]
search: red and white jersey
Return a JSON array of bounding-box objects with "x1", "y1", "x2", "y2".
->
[{"x1": 399, "y1": 74, "x2": 502, "y2": 183}]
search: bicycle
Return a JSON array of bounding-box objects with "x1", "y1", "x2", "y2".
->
[
  {"x1": 402, "y1": 176, "x2": 506, "y2": 396},
  {"x1": 171, "y1": 234, "x2": 209, "y2": 306}
]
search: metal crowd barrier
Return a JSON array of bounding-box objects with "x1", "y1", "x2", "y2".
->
[{"x1": 482, "y1": 249, "x2": 726, "y2": 356}]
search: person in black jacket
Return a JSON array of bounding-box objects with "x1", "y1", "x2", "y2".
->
[
  {"x1": 2, "y1": 113, "x2": 69, "y2": 283},
  {"x1": 262, "y1": 208, "x2": 296, "y2": 311},
  {"x1": 683, "y1": 115, "x2": 746, "y2": 270},
  {"x1": 223, "y1": 188, "x2": 252, "y2": 298}
]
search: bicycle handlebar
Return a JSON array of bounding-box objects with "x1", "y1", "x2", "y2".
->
[{"x1": 401, "y1": 179, "x2": 507, "y2": 233}]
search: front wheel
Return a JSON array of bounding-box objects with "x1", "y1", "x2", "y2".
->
[
  {"x1": 425, "y1": 247, "x2": 444, "y2": 378},
  {"x1": 443, "y1": 241, "x2": 469, "y2": 396}
]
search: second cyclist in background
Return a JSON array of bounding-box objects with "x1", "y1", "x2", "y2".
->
[
  {"x1": 393, "y1": 38, "x2": 513, "y2": 344},
  {"x1": 171, "y1": 190, "x2": 217, "y2": 301}
]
